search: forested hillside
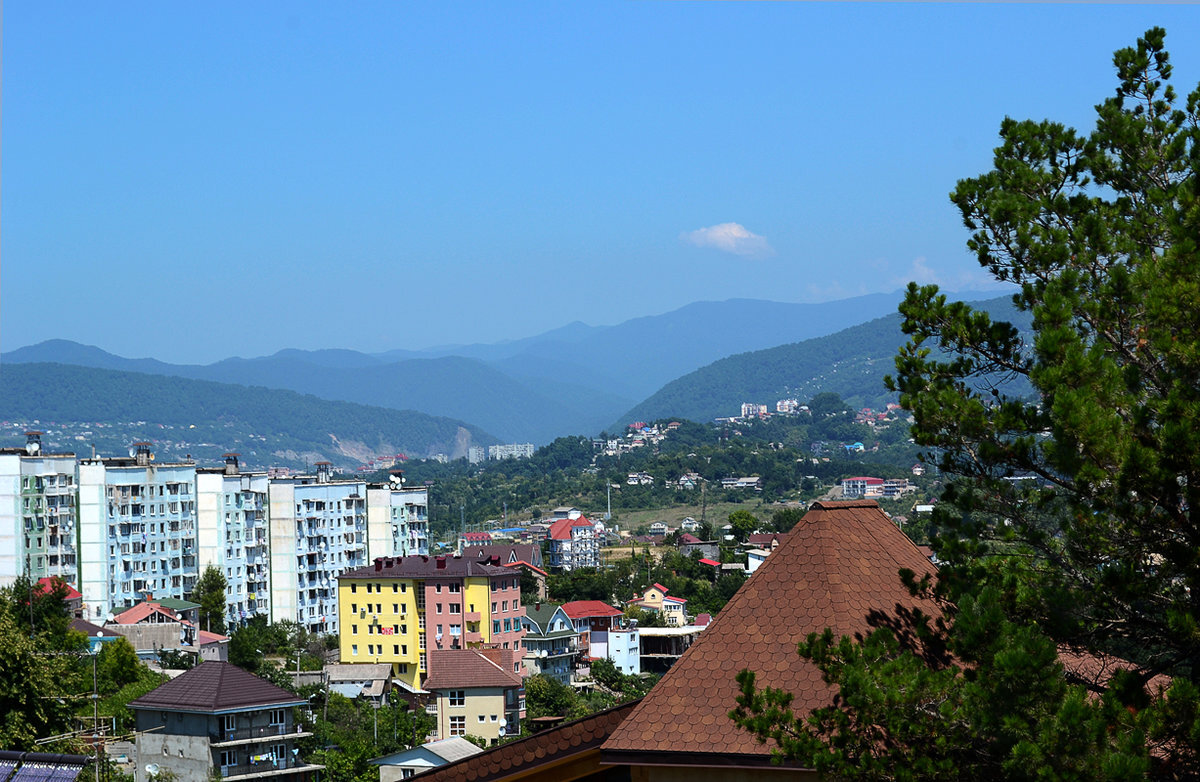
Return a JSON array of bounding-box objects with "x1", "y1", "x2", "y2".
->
[
  {"x1": 616, "y1": 294, "x2": 1030, "y2": 427},
  {"x1": 0, "y1": 363, "x2": 497, "y2": 469}
]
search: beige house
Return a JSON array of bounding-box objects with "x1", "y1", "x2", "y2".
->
[
  {"x1": 625, "y1": 583, "x2": 688, "y2": 627},
  {"x1": 424, "y1": 649, "x2": 524, "y2": 746}
]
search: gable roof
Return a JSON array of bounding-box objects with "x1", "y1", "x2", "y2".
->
[
  {"x1": 37, "y1": 576, "x2": 82, "y2": 600},
  {"x1": 111, "y1": 602, "x2": 182, "y2": 625},
  {"x1": 415, "y1": 699, "x2": 639, "y2": 782},
  {"x1": 423, "y1": 649, "x2": 523, "y2": 691},
  {"x1": 561, "y1": 601, "x2": 624, "y2": 620},
  {"x1": 601, "y1": 500, "x2": 940, "y2": 763},
  {"x1": 522, "y1": 602, "x2": 567, "y2": 632},
  {"x1": 463, "y1": 543, "x2": 542, "y2": 568},
  {"x1": 129, "y1": 661, "x2": 303, "y2": 713},
  {"x1": 678, "y1": 533, "x2": 702, "y2": 544},
  {"x1": 547, "y1": 516, "x2": 592, "y2": 540},
  {"x1": 370, "y1": 736, "x2": 484, "y2": 767}
]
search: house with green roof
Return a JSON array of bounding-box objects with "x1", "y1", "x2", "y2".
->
[{"x1": 520, "y1": 603, "x2": 579, "y2": 685}]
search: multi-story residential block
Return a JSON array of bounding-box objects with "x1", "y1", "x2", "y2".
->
[
  {"x1": 486, "y1": 443, "x2": 534, "y2": 461},
  {"x1": 130, "y1": 661, "x2": 323, "y2": 782},
  {"x1": 337, "y1": 554, "x2": 526, "y2": 691},
  {"x1": 841, "y1": 476, "x2": 884, "y2": 498},
  {"x1": 268, "y1": 464, "x2": 369, "y2": 636},
  {"x1": 545, "y1": 509, "x2": 599, "y2": 571},
  {"x1": 424, "y1": 649, "x2": 524, "y2": 745},
  {"x1": 0, "y1": 432, "x2": 79, "y2": 588},
  {"x1": 467, "y1": 447, "x2": 487, "y2": 465},
  {"x1": 520, "y1": 603, "x2": 578, "y2": 684},
  {"x1": 196, "y1": 454, "x2": 270, "y2": 629},
  {"x1": 367, "y1": 472, "x2": 430, "y2": 560},
  {"x1": 77, "y1": 443, "x2": 199, "y2": 622}
]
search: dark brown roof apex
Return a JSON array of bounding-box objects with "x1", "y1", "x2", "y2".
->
[{"x1": 129, "y1": 661, "x2": 303, "y2": 713}]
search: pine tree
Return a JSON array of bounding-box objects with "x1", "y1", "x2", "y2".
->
[{"x1": 732, "y1": 28, "x2": 1200, "y2": 778}]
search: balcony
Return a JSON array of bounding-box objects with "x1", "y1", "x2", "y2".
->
[
  {"x1": 217, "y1": 757, "x2": 324, "y2": 780},
  {"x1": 211, "y1": 724, "x2": 312, "y2": 747}
]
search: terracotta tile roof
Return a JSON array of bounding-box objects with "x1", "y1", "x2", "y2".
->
[
  {"x1": 503, "y1": 560, "x2": 547, "y2": 577},
  {"x1": 111, "y1": 602, "x2": 179, "y2": 625},
  {"x1": 415, "y1": 699, "x2": 639, "y2": 782},
  {"x1": 746, "y1": 532, "x2": 784, "y2": 546},
  {"x1": 196, "y1": 630, "x2": 229, "y2": 645},
  {"x1": 423, "y1": 649, "x2": 523, "y2": 691},
  {"x1": 130, "y1": 661, "x2": 304, "y2": 712},
  {"x1": 547, "y1": 516, "x2": 592, "y2": 540},
  {"x1": 678, "y1": 533, "x2": 702, "y2": 544},
  {"x1": 601, "y1": 500, "x2": 940, "y2": 761},
  {"x1": 561, "y1": 601, "x2": 623, "y2": 620}
]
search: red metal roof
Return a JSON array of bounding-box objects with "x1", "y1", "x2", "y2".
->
[
  {"x1": 36, "y1": 576, "x2": 82, "y2": 600},
  {"x1": 561, "y1": 600, "x2": 624, "y2": 620}
]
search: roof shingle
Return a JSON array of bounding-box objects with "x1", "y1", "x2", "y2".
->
[
  {"x1": 601, "y1": 500, "x2": 940, "y2": 760},
  {"x1": 129, "y1": 661, "x2": 303, "y2": 713}
]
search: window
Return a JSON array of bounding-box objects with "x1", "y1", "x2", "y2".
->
[
  {"x1": 352, "y1": 624, "x2": 358, "y2": 634},
  {"x1": 491, "y1": 602, "x2": 497, "y2": 614},
  {"x1": 502, "y1": 600, "x2": 508, "y2": 611},
  {"x1": 402, "y1": 771, "x2": 414, "y2": 779},
  {"x1": 448, "y1": 690, "x2": 465, "y2": 706},
  {"x1": 478, "y1": 715, "x2": 486, "y2": 723},
  {"x1": 269, "y1": 709, "x2": 286, "y2": 725},
  {"x1": 352, "y1": 644, "x2": 358, "y2": 655},
  {"x1": 449, "y1": 583, "x2": 461, "y2": 593},
  {"x1": 435, "y1": 584, "x2": 442, "y2": 593},
  {"x1": 450, "y1": 624, "x2": 461, "y2": 636},
  {"x1": 351, "y1": 603, "x2": 358, "y2": 613},
  {"x1": 392, "y1": 583, "x2": 398, "y2": 593},
  {"x1": 220, "y1": 715, "x2": 236, "y2": 733},
  {"x1": 449, "y1": 716, "x2": 466, "y2": 736},
  {"x1": 503, "y1": 618, "x2": 511, "y2": 632},
  {"x1": 450, "y1": 603, "x2": 461, "y2": 614},
  {"x1": 351, "y1": 584, "x2": 357, "y2": 593},
  {"x1": 493, "y1": 620, "x2": 501, "y2": 634},
  {"x1": 393, "y1": 603, "x2": 399, "y2": 613},
  {"x1": 220, "y1": 751, "x2": 237, "y2": 768},
  {"x1": 436, "y1": 604, "x2": 443, "y2": 614},
  {"x1": 393, "y1": 644, "x2": 399, "y2": 655}
]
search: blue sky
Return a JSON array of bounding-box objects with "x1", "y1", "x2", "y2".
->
[{"x1": 4, "y1": 2, "x2": 1198, "y2": 363}]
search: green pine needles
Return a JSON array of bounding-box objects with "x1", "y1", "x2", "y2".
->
[{"x1": 731, "y1": 28, "x2": 1200, "y2": 780}]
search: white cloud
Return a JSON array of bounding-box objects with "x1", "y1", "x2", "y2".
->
[
  {"x1": 888, "y1": 256, "x2": 1007, "y2": 293},
  {"x1": 680, "y1": 222, "x2": 774, "y2": 258}
]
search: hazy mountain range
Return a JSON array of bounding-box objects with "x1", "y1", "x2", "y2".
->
[{"x1": 4, "y1": 290, "x2": 1011, "y2": 451}]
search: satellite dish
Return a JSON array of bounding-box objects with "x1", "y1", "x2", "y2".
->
[
  {"x1": 499, "y1": 718, "x2": 507, "y2": 728},
  {"x1": 25, "y1": 441, "x2": 40, "y2": 455},
  {"x1": 145, "y1": 765, "x2": 160, "y2": 775},
  {"x1": 129, "y1": 447, "x2": 137, "y2": 458}
]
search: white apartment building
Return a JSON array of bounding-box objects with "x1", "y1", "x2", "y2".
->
[
  {"x1": 0, "y1": 432, "x2": 79, "y2": 588},
  {"x1": 366, "y1": 472, "x2": 430, "y2": 561},
  {"x1": 196, "y1": 454, "x2": 270, "y2": 629},
  {"x1": 77, "y1": 443, "x2": 199, "y2": 622}
]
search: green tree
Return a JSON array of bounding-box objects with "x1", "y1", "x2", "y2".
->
[
  {"x1": 96, "y1": 637, "x2": 141, "y2": 694},
  {"x1": 0, "y1": 612, "x2": 77, "y2": 750},
  {"x1": 727, "y1": 510, "x2": 757, "y2": 543},
  {"x1": 190, "y1": 565, "x2": 228, "y2": 635},
  {"x1": 732, "y1": 28, "x2": 1200, "y2": 777}
]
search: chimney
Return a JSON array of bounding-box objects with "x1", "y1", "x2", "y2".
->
[
  {"x1": 134, "y1": 442, "x2": 152, "y2": 466},
  {"x1": 374, "y1": 558, "x2": 383, "y2": 572},
  {"x1": 223, "y1": 453, "x2": 240, "y2": 476},
  {"x1": 436, "y1": 556, "x2": 447, "y2": 570},
  {"x1": 535, "y1": 602, "x2": 541, "y2": 611},
  {"x1": 385, "y1": 557, "x2": 394, "y2": 568}
]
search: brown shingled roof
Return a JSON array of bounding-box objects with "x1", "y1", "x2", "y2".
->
[
  {"x1": 423, "y1": 649, "x2": 523, "y2": 691},
  {"x1": 601, "y1": 500, "x2": 940, "y2": 763},
  {"x1": 415, "y1": 699, "x2": 639, "y2": 782},
  {"x1": 129, "y1": 661, "x2": 304, "y2": 713}
]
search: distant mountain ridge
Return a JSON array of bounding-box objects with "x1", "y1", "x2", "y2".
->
[
  {"x1": 4, "y1": 290, "x2": 1002, "y2": 443},
  {"x1": 0, "y1": 363, "x2": 497, "y2": 469}
]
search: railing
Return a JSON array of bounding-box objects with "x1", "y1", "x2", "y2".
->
[
  {"x1": 218, "y1": 756, "x2": 316, "y2": 778},
  {"x1": 212, "y1": 723, "x2": 307, "y2": 744}
]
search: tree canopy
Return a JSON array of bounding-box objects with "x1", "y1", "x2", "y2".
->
[{"x1": 732, "y1": 28, "x2": 1200, "y2": 779}]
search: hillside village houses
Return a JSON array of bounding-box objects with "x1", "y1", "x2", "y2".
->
[{"x1": 0, "y1": 433, "x2": 429, "y2": 633}]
